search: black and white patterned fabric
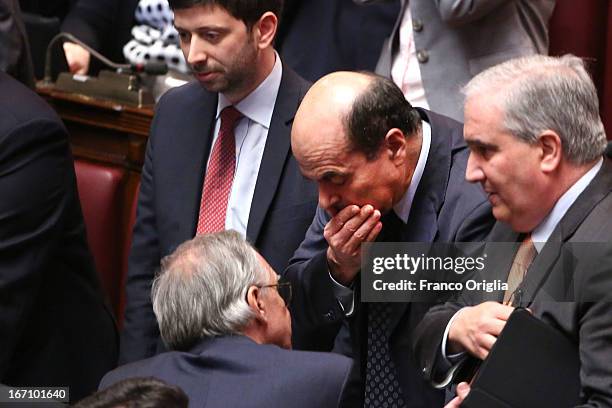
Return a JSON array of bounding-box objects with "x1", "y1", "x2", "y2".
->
[{"x1": 123, "y1": 0, "x2": 188, "y2": 73}]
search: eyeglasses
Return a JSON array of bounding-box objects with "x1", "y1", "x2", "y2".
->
[{"x1": 259, "y1": 281, "x2": 292, "y2": 307}]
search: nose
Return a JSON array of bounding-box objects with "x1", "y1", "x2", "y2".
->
[
  {"x1": 186, "y1": 36, "x2": 207, "y2": 66},
  {"x1": 318, "y1": 183, "x2": 340, "y2": 214},
  {"x1": 465, "y1": 152, "x2": 485, "y2": 183}
]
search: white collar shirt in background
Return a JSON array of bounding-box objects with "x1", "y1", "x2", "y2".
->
[{"x1": 391, "y1": 6, "x2": 430, "y2": 110}]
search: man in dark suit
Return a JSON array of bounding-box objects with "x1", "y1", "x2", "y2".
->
[
  {"x1": 285, "y1": 71, "x2": 494, "y2": 407},
  {"x1": 413, "y1": 54, "x2": 612, "y2": 406},
  {"x1": 103, "y1": 231, "x2": 352, "y2": 408},
  {"x1": 276, "y1": 0, "x2": 399, "y2": 82},
  {"x1": 120, "y1": 0, "x2": 317, "y2": 363},
  {"x1": 0, "y1": 71, "x2": 118, "y2": 402}
]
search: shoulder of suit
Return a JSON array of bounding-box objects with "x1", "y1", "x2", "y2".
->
[{"x1": 0, "y1": 74, "x2": 64, "y2": 138}]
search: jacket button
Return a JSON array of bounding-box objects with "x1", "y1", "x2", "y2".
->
[
  {"x1": 416, "y1": 49, "x2": 429, "y2": 63},
  {"x1": 413, "y1": 19, "x2": 423, "y2": 32},
  {"x1": 324, "y1": 310, "x2": 336, "y2": 321}
]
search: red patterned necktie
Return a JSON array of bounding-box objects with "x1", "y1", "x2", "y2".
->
[{"x1": 196, "y1": 106, "x2": 243, "y2": 235}]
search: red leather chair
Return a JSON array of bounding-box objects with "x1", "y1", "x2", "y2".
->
[
  {"x1": 116, "y1": 181, "x2": 140, "y2": 329},
  {"x1": 548, "y1": 0, "x2": 611, "y2": 138},
  {"x1": 74, "y1": 159, "x2": 126, "y2": 319}
]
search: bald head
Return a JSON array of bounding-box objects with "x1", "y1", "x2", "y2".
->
[
  {"x1": 292, "y1": 71, "x2": 421, "y2": 163},
  {"x1": 292, "y1": 72, "x2": 372, "y2": 163}
]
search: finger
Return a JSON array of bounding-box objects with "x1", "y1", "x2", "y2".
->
[
  {"x1": 492, "y1": 303, "x2": 515, "y2": 320},
  {"x1": 325, "y1": 205, "x2": 360, "y2": 236},
  {"x1": 444, "y1": 396, "x2": 462, "y2": 408},
  {"x1": 334, "y1": 205, "x2": 375, "y2": 245},
  {"x1": 365, "y1": 220, "x2": 383, "y2": 242},
  {"x1": 477, "y1": 334, "x2": 497, "y2": 353},
  {"x1": 343, "y1": 210, "x2": 381, "y2": 253},
  {"x1": 456, "y1": 382, "x2": 470, "y2": 400},
  {"x1": 482, "y1": 317, "x2": 508, "y2": 337}
]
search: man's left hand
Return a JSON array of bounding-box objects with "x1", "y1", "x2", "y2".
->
[{"x1": 444, "y1": 382, "x2": 471, "y2": 408}]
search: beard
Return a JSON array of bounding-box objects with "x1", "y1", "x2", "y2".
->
[{"x1": 190, "y1": 39, "x2": 258, "y2": 96}]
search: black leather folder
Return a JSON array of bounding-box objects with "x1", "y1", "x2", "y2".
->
[{"x1": 461, "y1": 308, "x2": 581, "y2": 408}]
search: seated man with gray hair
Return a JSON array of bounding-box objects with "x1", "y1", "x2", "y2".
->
[{"x1": 100, "y1": 231, "x2": 352, "y2": 408}]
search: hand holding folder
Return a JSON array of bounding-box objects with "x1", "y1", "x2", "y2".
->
[{"x1": 459, "y1": 308, "x2": 580, "y2": 408}]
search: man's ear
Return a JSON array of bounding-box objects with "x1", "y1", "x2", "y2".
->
[
  {"x1": 538, "y1": 130, "x2": 562, "y2": 173},
  {"x1": 384, "y1": 128, "x2": 407, "y2": 166},
  {"x1": 253, "y1": 12, "x2": 278, "y2": 50},
  {"x1": 246, "y1": 286, "x2": 267, "y2": 322}
]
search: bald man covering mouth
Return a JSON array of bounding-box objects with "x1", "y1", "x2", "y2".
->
[{"x1": 284, "y1": 71, "x2": 495, "y2": 407}]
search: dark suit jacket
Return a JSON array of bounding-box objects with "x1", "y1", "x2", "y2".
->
[
  {"x1": 284, "y1": 108, "x2": 495, "y2": 407},
  {"x1": 414, "y1": 159, "x2": 612, "y2": 407},
  {"x1": 0, "y1": 0, "x2": 35, "y2": 86},
  {"x1": 60, "y1": 0, "x2": 137, "y2": 73},
  {"x1": 103, "y1": 335, "x2": 352, "y2": 408},
  {"x1": 0, "y1": 71, "x2": 118, "y2": 402},
  {"x1": 277, "y1": 0, "x2": 399, "y2": 82},
  {"x1": 120, "y1": 65, "x2": 318, "y2": 363}
]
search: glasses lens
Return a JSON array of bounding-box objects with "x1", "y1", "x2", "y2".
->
[{"x1": 277, "y1": 282, "x2": 292, "y2": 307}]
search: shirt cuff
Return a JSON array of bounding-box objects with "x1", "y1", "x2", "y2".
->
[
  {"x1": 433, "y1": 308, "x2": 467, "y2": 388},
  {"x1": 329, "y1": 270, "x2": 355, "y2": 316}
]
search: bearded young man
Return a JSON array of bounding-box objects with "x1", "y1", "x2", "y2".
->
[{"x1": 120, "y1": 0, "x2": 318, "y2": 364}]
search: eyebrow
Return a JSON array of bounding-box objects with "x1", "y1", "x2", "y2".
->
[
  {"x1": 174, "y1": 24, "x2": 227, "y2": 32},
  {"x1": 466, "y1": 139, "x2": 497, "y2": 151}
]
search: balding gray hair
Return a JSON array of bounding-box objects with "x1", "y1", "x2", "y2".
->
[
  {"x1": 152, "y1": 230, "x2": 269, "y2": 351},
  {"x1": 463, "y1": 54, "x2": 607, "y2": 164}
]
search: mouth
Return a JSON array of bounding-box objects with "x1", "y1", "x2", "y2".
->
[
  {"x1": 194, "y1": 71, "x2": 220, "y2": 82},
  {"x1": 486, "y1": 191, "x2": 500, "y2": 206}
]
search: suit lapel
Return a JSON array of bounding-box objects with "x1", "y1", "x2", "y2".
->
[
  {"x1": 246, "y1": 67, "x2": 306, "y2": 244},
  {"x1": 388, "y1": 109, "x2": 454, "y2": 331},
  {"x1": 520, "y1": 159, "x2": 612, "y2": 305},
  {"x1": 400, "y1": 108, "x2": 453, "y2": 243},
  {"x1": 175, "y1": 88, "x2": 218, "y2": 240}
]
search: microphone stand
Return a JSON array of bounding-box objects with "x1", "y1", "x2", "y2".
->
[{"x1": 41, "y1": 32, "x2": 168, "y2": 107}]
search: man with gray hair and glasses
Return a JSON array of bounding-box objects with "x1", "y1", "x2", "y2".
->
[
  {"x1": 101, "y1": 231, "x2": 352, "y2": 408},
  {"x1": 413, "y1": 54, "x2": 612, "y2": 406}
]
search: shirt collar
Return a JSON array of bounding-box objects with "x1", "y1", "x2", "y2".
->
[
  {"x1": 393, "y1": 120, "x2": 431, "y2": 223},
  {"x1": 531, "y1": 158, "x2": 603, "y2": 251},
  {"x1": 216, "y1": 51, "x2": 282, "y2": 128}
]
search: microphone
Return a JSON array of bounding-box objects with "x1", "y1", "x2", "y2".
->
[
  {"x1": 606, "y1": 141, "x2": 612, "y2": 159},
  {"x1": 129, "y1": 61, "x2": 169, "y2": 76},
  {"x1": 43, "y1": 32, "x2": 168, "y2": 83}
]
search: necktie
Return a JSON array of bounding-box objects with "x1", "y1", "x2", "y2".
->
[
  {"x1": 364, "y1": 211, "x2": 406, "y2": 407},
  {"x1": 196, "y1": 106, "x2": 242, "y2": 235},
  {"x1": 503, "y1": 234, "x2": 536, "y2": 304}
]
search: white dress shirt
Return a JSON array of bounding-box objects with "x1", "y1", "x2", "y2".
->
[{"x1": 208, "y1": 53, "x2": 282, "y2": 237}]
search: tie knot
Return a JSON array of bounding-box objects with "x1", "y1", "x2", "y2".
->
[{"x1": 220, "y1": 106, "x2": 243, "y2": 130}]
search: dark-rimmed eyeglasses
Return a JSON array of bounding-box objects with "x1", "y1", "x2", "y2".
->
[{"x1": 259, "y1": 281, "x2": 292, "y2": 307}]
